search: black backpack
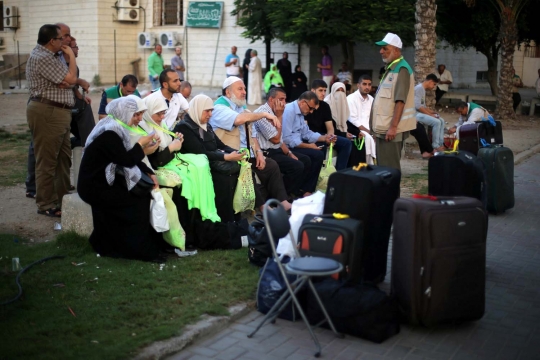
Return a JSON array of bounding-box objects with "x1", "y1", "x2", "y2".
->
[{"x1": 247, "y1": 215, "x2": 275, "y2": 267}]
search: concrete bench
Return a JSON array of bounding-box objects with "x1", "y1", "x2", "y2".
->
[
  {"x1": 468, "y1": 94, "x2": 497, "y2": 103},
  {"x1": 442, "y1": 92, "x2": 468, "y2": 103},
  {"x1": 61, "y1": 193, "x2": 93, "y2": 236}
]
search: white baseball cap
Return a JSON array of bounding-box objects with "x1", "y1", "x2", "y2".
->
[{"x1": 376, "y1": 33, "x2": 403, "y2": 49}]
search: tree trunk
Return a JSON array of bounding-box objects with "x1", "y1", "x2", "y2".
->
[
  {"x1": 486, "y1": 48, "x2": 499, "y2": 96},
  {"x1": 264, "y1": 37, "x2": 272, "y2": 71},
  {"x1": 340, "y1": 41, "x2": 355, "y2": 78},
  {"x1": 496, "y1": 9, "x2": 518, "y2": 120},
  {"x1": 414, "y1": 0, "x2": 438, "y2": 109}
]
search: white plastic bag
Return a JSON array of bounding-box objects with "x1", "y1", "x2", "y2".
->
[
  {"x1": 276, "y1": 191, "x2": 326, "y2": 259},
  {"x1": 150, "y1": 189, "x2": 169, "y2": 232}
]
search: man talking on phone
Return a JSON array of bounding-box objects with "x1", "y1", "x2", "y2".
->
[
  {"x1": 253, "y1": 87, "x2": 311, "y2": 197},
  {"x1": 282, "y1": 91, "x2": 334, "y2": 197}
]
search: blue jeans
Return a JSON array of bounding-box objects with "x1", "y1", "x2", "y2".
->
[
  {"x1": 149, "y1": 75, "x2": 160, "y2": 91},
  {"x1": 416, "y1": 113, "x2": 445, "y2": 149}
]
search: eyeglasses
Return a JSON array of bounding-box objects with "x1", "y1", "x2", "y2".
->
[
  {"x1": 303, "y1": 100, "x2": 316, "y2": 112},
  {"x1": 53, "y1": 37, "x2": 63, "y2": 41}
]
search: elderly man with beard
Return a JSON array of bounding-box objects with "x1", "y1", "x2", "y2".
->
[
  {"x1": 370, "y1": 33, "x2": 416, "y2": 170},
  {"x1": 209, "y1": 76, "x2": 292, "y2": 211}
]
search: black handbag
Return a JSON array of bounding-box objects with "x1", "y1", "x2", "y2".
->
[
  {"x1": 115, "y1": 166, "x2": 154, "y2": 196},
  {"x1": 209, "y1": 159, "x2": 241, "y2": 175},
  {"x1": 247, "y1": 215, "x2": 274, "y2": 267}
]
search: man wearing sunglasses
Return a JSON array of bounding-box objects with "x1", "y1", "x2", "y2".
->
[
  {"x1": 282, "y1": 91, "x2": 334, "y2": 197},
  {"x1": 26, "y1": 24, "x2": 78, "y2": 217}
]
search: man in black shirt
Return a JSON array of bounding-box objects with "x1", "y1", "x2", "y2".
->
[{"x1": 305, "y1": 80, "x2": 352, "y2": 170}]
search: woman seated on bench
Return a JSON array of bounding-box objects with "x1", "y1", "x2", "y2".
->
[
  {"x1": 78, "y1": 97, "x2": 167, "y2": 262},
  {"x1": 174, "y1": 94, "x2": 244, "y2": 222}
]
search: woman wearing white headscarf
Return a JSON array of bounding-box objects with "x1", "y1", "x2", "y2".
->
[
  {"x1": 325, "y1": 82, "x2": 376, "y2": 165},
  {"x1": 140, "y1": 95, "x2": 184, "y2": 169},
  {"x1": 175, "y1": 94, "x2": 244, "y2": 223},
  {"x1": 78, "y1": 97, "x2": 166, "y2": 262}
]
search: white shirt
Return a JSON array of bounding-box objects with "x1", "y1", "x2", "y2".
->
[
  {"x1": 347, "y1": 90, "x2": 373, "y2": 130},
  {"x1": 146, "y1": 90, "x2": 189, "y2": 130},
  {"x1": 435, "y1": 69, "x2": 453, "y2": 92}
]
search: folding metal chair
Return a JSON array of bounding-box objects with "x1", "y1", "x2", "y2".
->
[{"x1": 247, "y1": 199, "x2": 344, "y2": 357}]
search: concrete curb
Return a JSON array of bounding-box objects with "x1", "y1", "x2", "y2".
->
[
  {"x1": 514, "y1": 143, "x2": 540, "y2": 165},
  {"x1": 134, "y1": 302, "x2": 253, "y2": 360}
]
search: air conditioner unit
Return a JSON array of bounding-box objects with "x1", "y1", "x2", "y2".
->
[
  {"x1": 3, "y1": 6, "x2": 19, "y2": 29},
  {"x1": 118, "y1": 0, "x2": 139, "y2": 8},
  {"x1": 118, "y1": 8, "x2": 139, "y2": 21},
  {"x1": 159, "y1": 32, "x2": 181, "y2": 48},
  {"x1": 117, "y1": 0, "x2": 139, "y2": 21},
  {"x1": 137, "y1": 32, "x2": 156, "y2": 48}
]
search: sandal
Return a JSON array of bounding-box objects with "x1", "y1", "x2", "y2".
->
[
  {"x1": 37, "y1": 207, "x2": 62, "y2": 218},
  {"x1": 69, "y1": 185, "x2": 76, "y2": 191},
  {"x1": 26, "y1": 191, "x2": 36, "y2": 199}
]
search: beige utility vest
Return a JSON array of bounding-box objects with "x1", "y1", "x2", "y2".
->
[{"x1": 372, "y1": 59, "x2": 416, "y2": 135}]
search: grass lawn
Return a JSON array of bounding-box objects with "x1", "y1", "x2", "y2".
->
[
  {"x1": 0, "y1": 126, "x2": 31, "y2": 186},
  {"x1": 0, "y1": 232, "x2": 259, "y2": 359},
  {"x1": 401, "y1": 169, "x2": 429, "y2": 195}
]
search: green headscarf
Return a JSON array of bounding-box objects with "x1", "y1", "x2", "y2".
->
[{"x1": 263, "y1": 64, "x2": 284, "y2": 93}]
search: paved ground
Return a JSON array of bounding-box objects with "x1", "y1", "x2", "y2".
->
[{"x1": 167, "y1": 153, "x2": 540, "y2": 360}]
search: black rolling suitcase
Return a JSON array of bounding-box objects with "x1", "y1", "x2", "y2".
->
[
  {"x1": 298, "y1": 214, "x2": 363, "y2": 282},
  {"x1": 324, "y1": 165, "x2": 400, "y2": 283},
  {"x1": 391, "y1": 196, "x2": 487, "y2": 327},
  {"x1": 458, "y1": 120, "x2": 503, "y2": 156},
  {"x1": 477, "y1": 145, "x2": 514, "y2": 213},
  {"x1": 428, "y1": 150, "x2": 487, "y2": 208}
]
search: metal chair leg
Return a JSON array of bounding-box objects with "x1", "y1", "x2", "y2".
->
[{"x1": 307, "y1": 279, "x2": 345, "y2": 339}]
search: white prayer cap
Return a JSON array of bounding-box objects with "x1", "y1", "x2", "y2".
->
[
  {"x1": 222, "y1": 76, "x2": 243, "y2": 89},
  {"x1": 375, "y1": 33, "x2": 403, "y2": 49}
]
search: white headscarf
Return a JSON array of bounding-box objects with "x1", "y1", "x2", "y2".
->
[
  {"x1": 126, "y1": 94, "x2": 147, "y2": 113},
  {"x1": 141, "y1": 93, "x2": 170, "y2": 149},
  {"x1": 188, "y1": 94, "x2": 214, "y2": 132},
  {"x1": 324, "y1": 82, "x2": 349, "y2": 133},
  {"x1": 84, "y1": 97, "x2": 142, "y2": 190}
]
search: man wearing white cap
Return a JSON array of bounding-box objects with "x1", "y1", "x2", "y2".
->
[
  {"x1": 209, "y1": 76, "x2": 292, "y2": 211},
  {"x1": 370, "y1": 32, "x2": 416, "y2": 170}
]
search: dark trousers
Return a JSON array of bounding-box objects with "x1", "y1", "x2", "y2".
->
[
  {"x1": 265, "y1": 148, "x2": 310, "y2": 196},
  {"x1": 253, "y1": 157, "x2": 289, "y2": 206},
  {"x1": 291, "y1": 146, "x2": 325, "y2": 193},
  {"x1": 512, "y1": 92, "x2": 521, "y2": 112},
  {"x1": 435, "y1": 88, "x2": 446, "y2": 103},
  {"x1": 26, "y1": 140, "x2": 36, "y2": 193},
  {"x1": 410, "y1": 122, "x2": 434, "y2": 154}
]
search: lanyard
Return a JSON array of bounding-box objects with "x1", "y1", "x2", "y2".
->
[
  {"x1": 354, "y1": 136, "x2": 365, "y2": 151},
  {"x1": 143, "y1": 120, "x2": 179, "y2": 138},
  {"x1": 379, "y1": 56, "x2": 403, "y2": 87},
  {"x1": 114, "y1": 118, "x2": 148, "y2": 136}
]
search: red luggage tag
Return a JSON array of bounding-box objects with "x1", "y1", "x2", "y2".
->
[{"x1": 412, "y1": 194, "x2": 438, "y2": 201}]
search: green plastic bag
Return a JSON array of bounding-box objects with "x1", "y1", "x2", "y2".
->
[
  {"x1": 233, "y1": 159, "x2": 256, "y2": 213},
  {"x1": 160, "y1": 188, "x2": 186, "y2": 251},
  {"x1": 316, "y1": 143, "x2": 336, "y2": 193}
]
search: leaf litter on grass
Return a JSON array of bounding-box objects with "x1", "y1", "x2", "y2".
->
[{"x1": 0, "y1": 231, "x2": 259, "y2": 359}]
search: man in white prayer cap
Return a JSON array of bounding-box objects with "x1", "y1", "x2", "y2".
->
[{"x1": 209, "y1": 76, "x2": 292, "y2": 211}]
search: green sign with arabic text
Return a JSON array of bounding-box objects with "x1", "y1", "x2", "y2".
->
[{"x1": 186, "y1": 2, "x2": 223, "y2": 28}]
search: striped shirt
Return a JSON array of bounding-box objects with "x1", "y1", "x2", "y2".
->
[
  {"x1": 26, "y1": 44, "x2": 74, "y2": 106},
  {"x1": 253, "y1": 102, "x2": 281, "y2": 150}
]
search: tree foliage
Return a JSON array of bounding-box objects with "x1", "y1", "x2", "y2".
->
[{"x1": 267, "y1": 0, "x2": 415, "y2": 46}]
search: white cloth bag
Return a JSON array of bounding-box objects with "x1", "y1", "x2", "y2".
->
[
  {"x1": 150, "y1": 189, "x2": 169, "y2": 232},
  {"x1": 276, "y1": 191, "x2": 326, "y2": 259}
]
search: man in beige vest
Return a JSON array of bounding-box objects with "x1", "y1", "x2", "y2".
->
[{"x1": 371, "y1": 33, "x2": 416, "y2": 170}]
